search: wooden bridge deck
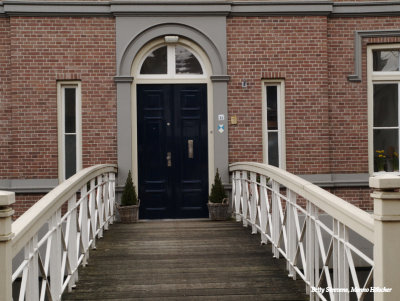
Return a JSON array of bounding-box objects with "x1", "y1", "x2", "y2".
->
[{"x1": 63, "y1": 219, "x2": 308, "y2": 301}]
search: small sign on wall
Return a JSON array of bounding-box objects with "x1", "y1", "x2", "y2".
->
[
  {"x1": 218, "y1": 124, "x2": 224, "y2": 133},
  {"x1": 218, "y1": 114, "x2": 225, "y2": 121}
]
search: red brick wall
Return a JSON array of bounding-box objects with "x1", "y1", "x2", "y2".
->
[
  {"x1": 328, "y1": 17, "x2": 400, "y2": 173},
  {"x1": 0, "y1": 18, "x2": 11, "y2": 179},
  {"x1": 8, "y1": 16, "x2": 117, "y2": 179},
  {"x1": 12, "y1": 194, "x2": 44, "y2": 220},
  {"x1": 227, "y1": 16, "x2": 330, "y2": 174},
  {"x1": 227, "y1": 16, "x2": 400, "y2": 178},
  {"x1": 327, "y1": 187, "x2": 372, "y2": 211}
]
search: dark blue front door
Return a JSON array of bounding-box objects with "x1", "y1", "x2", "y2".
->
[{"x1": 137, "y1": 84, "x2": 208, "y2": 219}]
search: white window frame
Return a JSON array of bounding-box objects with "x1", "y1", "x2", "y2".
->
[
  {"x1": 367, "y1": 44, "x2": 400, "y2": 175},
  {"x1": 137, "y1": 43, "x2": 207, "y2": 80},
  {"x1": 57, "y1": 81, "x2": 82, "y2": 182},
  {"x1": 262, "y1": 80, "x2": 286, "y2": 168}
]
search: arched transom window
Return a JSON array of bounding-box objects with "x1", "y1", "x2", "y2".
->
[{"x1": 138, "y1": 41, "x2": 206, "y2": 78}]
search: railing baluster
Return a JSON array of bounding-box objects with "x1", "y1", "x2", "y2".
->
[
  {"x1": 287, "y1": 189, "x2": 296, "y2": 279},
  {"x1": 250, "y1": 172, "x2": 257, "y2": 234},
  {"x1": 26, "y1": 235, "x2": 39, "y2": 301},
  {"x1": 109, "y1": 173, "x2": 116, "y2": 224},
  {"x1": 260, "y1": 175, "x2": 268, "y2": 244},
  {"x1": 271, "y1": 180, "x2": 280, "y2": 258},
  {"x1": 67, "y1": 194, "x2": 78, "y2": 291},
  {"x1": 89, "y1": 178, "x2": 96, "y2": 249},
  {"x1": 305, "y1": 201, "x2": 314, "y2": 296},
  {"x1": 234, "y1": 171, "x2": 242, "y2": 222},
  {"x1": 96, "y1": 175, "x2": 104, "y2": 238},
  {"x1": 314, "y1": 205, "x2": 320, "y2": 301},
  {"x1": 50, "y1": 210, "x2": 62, "y2": 300},
  {"x1": 103, "y1": 174, "x2": 110, "y2": 230},
  {"x1": 80, "y1": 185, "x2": 89, "y2": 266},
  {"x1": 333, "y1": 218, "x2": 339, "y2": 300},
  {"x1": 339, "y1": 223, "x2": 349, "y2": 301},
  {"x1": 241, "y1": 171, "x2": 248, "y2": 227}
]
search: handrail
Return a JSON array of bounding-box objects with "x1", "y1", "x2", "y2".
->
[
  {"x1": 9, "y1": 164, "x2": 117, "y2": 301},
  {"x1": 12, "y1": 164, "x2": 117, "y2": 256},
  {"x1": 230, "y1": 162, "x2": 374, "y2": 242},
  {"x1": 229, "y1": 162, "x2": 376, "y2": 301}
]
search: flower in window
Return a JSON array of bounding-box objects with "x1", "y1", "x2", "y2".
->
[{"x1": 375, "y1": 150, "x2": 386, "y2": 172}]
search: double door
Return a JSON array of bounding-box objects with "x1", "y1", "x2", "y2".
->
[{"x1": 137, "y1": 84, "x2": 208, "y2": 219}]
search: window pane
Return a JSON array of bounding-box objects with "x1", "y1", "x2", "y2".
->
[
  {"x1": 373, "y1": 84, "x2": 398, "y2": 127},
  {"x1": 65, "y1": 88, "x2": 76, "y2": 133},
  {"x1": 374, "y1": 129, "x2": 399, "y2": 172},
  {"x1": 268, "y1": 132, "x2": 279, "y2": 167},
  {"x1": 175, "y1": 46, "x2": 203, "y2": 74},
  {"x1": 267, "y1": 86, "x2": 278, "y2": 130},
  {"x1": 140, "y1": 46, "x2": 167, "y2": 74},
  {"x1": 373, "y1": 50, "x2": 400, "y2": 72},
  {"x1": 65, "y1": 135, "x2": 77, "y2": 179}
]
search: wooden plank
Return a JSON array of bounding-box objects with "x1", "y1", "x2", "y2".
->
[{"x1": 63, "y1": 220, "x2": 308, "y2": 300}]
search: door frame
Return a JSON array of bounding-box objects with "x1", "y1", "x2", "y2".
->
[{"x1": 131, "y1": 37, "x2": 214, "y2": 192}]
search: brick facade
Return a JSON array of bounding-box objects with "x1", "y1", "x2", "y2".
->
[
  {"x1": 0, "y1": 18, "x2": 11, "y2": 180},
  {"x1": 7, "y1": 16, "x2": 117, "y2": 179},
  {"x1": 2, "y1": 7, "x2": 400, "y2": 216},
  {"x1": 227, "y1": 16, "x2": 400, "y2": 176},
  {"x1": 227, "y1": 16, "x2": 330, "y2": 174}
]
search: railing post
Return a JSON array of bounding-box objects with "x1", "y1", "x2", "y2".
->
[
  {"x1": 241, "y1": 171, "x2": 248, "y2": 227},
  {"x1": 109, "y1": 173, "x2": 116, "y2": 224},
  {"x1": 370, "y1": 175, "x2": 400, "y2": 301},
  {"x1": 250, "y1": 172, "x2": 257, "y2": 234},
  {"x1": 234, "y1": 171, "x2": 242, "y2": 222},
  {"x1": 271, "y1": 180, "x2": 280, "y2": 258},
  {"x1": 97, "y1": 175, "x2": 104, "y2": 238},
  {"x1": 67, "y1": 194, "x2": 78, "y2": 291},
  {"x1": 260, "y1": 175, "x2": 268, "y2": 244},
  {"x1": 287, "y1": 189, "x2": 296, "y2": 279},
  {"x1": 0, "y1": 191, "x2": 15, "y2": 301},
  {"x1": 80, "y1": 184, "x2": 89, "y2": 266}
]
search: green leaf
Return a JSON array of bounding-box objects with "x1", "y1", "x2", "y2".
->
[{"x1": 121, "y1": 170, "x2": 138, "y2": 206}]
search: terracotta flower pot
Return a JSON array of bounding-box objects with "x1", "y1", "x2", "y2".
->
[
  {"x1": 207, "y1": 200, "x2": 230, "y2": 221},
  {"x1": 118, "y1": 203, "x2": 140, "y2": 223}
]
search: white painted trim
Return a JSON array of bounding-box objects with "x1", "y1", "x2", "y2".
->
[
  {"x1": 131, "y1": 37, "x2": 214, "y2": 191},
  {"x1": 262, "y1": 80, "x2": 286, "y2": 169},
  {"x1": 367, "y1": 44, "x2": 400, "y2": 175},
  {"x1": 136, "y1": 40, "x2": 207, "y2": 80},
  {"x1": 229, "y1": 162, "x2": 374, "y2": 242},
  {"x1": 57, "y1": 81, "x2": 82, "y2": 182}
]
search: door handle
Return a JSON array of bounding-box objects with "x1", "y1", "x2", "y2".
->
[
  {"x1": 166, "y1": 152, "x2": 172, "y2": 167},
  {"x1": 188, "y1": 140, "x2": 194, "y2": 159}
]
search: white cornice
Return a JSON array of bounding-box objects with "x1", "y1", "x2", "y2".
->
[
  {"x1": 333, "y1": 1, "x2": 400, "y2": 17},
  {"x1": 231, "y1": 1, "x2": 333, "y2": 16},
  {"x1": 2, "y1": 0, "x2": 400, "y2": 17}
]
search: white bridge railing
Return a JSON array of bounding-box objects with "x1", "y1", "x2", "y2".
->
[
  {"x1": 0, "y1": 164, "x2": 117, "y2": 301},
  {"x1": 230, "y1": 162, "x2": 400, "y2": 301}
]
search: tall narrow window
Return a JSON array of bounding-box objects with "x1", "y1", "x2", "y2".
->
[
  {"x1": 263, "y1": 81, "x2": 285, "y2": 168},
  {"x1": 368, "y1": 46, "x2": 400, "y2": 174},
  {"x1": 58, "y1": 82, "x2": 82, "y2": 181}
]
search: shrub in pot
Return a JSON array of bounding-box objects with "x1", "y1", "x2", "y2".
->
[
  {"x1": 118, "y1": 170, "x2": 140, "y2": 223},
  {"x1": 207, "y1": 169, "x2": 230, "y2": 221}
]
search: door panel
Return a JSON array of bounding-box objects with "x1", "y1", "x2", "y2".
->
[
  {"x1": 137, "y1": 86, "x2": 172, "y2": 218},
  {"x1": 137, "y1": 84, "x2": 208, "y2": 219}
]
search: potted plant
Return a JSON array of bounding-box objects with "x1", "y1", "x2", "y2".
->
[
  {"x1": 118, "y1": 170, "x2": 140, "y2": 223},
  {"x1": 207, "y1": 169, "x2": 230, "y2": 221}
]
